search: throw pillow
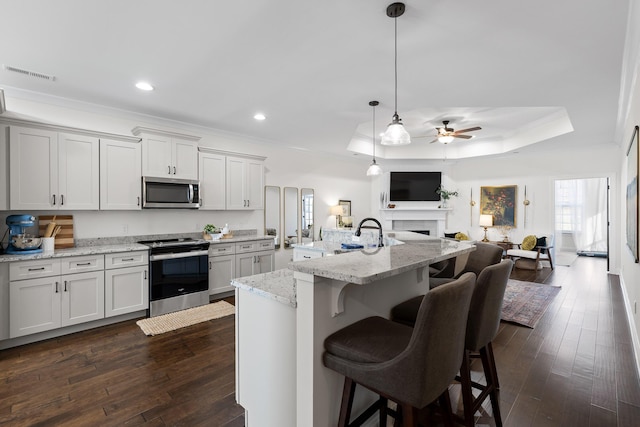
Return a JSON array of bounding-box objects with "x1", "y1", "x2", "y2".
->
[
  {"x1": 536, "y1": 236, "x2": 547, "y2": 248},
  {"x1": 521, "y1": 235, "x2": 537, "y2": 251},
  {"x1": 455, "y1": 232, "x2": 469, "y2": 241}
]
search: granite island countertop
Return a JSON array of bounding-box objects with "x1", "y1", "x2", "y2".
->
[
  {"x1": 232, "y1": 234, "x2": 475, "y2": 306},
  {"x1": 288, "y1": 238, "x2": 474, "y2": 285}
]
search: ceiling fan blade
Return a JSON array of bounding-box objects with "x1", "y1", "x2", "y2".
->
[
  {"x1": 453, "y1": 134, "x2": 473, "y2": 139},
  {"x1": 428, "y1": 139, "x2": 439, "y2": 144},
  {"x1": 453, "y1": 126, "x2": 482, "y2": 134}
]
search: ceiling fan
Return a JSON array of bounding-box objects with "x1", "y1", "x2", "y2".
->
[{"x1": 428, "y1": 120, "x2": 482, "y2": 144}]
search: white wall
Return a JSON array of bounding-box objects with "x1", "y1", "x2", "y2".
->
[{"x1": 618, "y1": 0, "x2": 640, "y2": 365}]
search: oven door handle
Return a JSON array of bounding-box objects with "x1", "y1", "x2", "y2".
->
[{"x1": 150, "y1": 250, "x2": 209, "y2": 261}]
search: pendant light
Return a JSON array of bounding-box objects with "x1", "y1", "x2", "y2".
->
[
  {"x1": 381, "y1": 2, "x2": 411, "y2": 146},
  {"x1": 367, "y1": 100, "x2": 383, "y2": 176}
]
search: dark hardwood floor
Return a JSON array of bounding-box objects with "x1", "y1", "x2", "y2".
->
[{"x1": 1, "y1": 257, "x2": 639, "y2": 426}]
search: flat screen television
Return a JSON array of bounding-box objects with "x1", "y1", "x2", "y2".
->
[{"x1": 389, "y1": 172, "x2": 441, "y2": 201}]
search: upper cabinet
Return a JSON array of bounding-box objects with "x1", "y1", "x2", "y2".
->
[
  {"x1": 100, "y1": 139, "x2": 142, "y2": 210},
  {"x1": 198, "y1": 148, "x2": 226, "y2": 210},
  {"x1": 226, "y1": 155, "x2": 265, "y2": 210},
  {"x1": 133, "y1": 127, "x2": 200, "y2": 180},
  {"x1": 9, "y1": 126, "x2": 99, "y2": 210}
]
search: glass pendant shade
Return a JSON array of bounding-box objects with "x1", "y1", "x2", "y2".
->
[
  {"x1": 438, "y1": 135, "x2": 454, "y2": 144},
  {"x1": 366, "y1": 160, "x2": 383, "y2": 176},
  {"x1": 381, "y1": 115, "x2": 411, "y2": 146}
]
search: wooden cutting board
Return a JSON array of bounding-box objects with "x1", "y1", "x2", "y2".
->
[{"x1": 38, "y1": 215, "x2": 74, "y2": 249}]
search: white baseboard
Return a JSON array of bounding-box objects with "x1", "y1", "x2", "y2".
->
[{"x1": 619, "y1": 273, "x2": 640, "y2": 377}]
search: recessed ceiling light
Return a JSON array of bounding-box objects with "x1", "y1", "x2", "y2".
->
[
  {"x1": 254, "y1": 113, "x2": 266, "y2": 121},
  {"x1": 135, "y1": 82, "x2": 154, "y2": 91}
]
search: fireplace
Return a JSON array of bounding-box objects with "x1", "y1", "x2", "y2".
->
[{"x1": 379, "y1": 208, "x2": 449, "y2": 237}]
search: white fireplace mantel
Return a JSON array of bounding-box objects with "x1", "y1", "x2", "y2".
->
[{"x1": 379, "y1": 207, "x2": 450, "y2": 237}]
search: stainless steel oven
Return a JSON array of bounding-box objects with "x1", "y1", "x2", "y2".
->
[{"x1": 139, "y1": 238, "x2": 209, "y2": 317}]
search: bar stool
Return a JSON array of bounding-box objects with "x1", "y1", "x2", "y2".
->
[
  {"x1": 390, "y1": 242, "x2": 503, "y2": 327},
  {"x1": 456, "y1": 259, "x2": 513, "y2": 427},
  {"x1": 323, "y1": 273, "x2": 476, "y2": 427}
]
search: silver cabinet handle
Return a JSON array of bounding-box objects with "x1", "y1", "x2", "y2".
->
[
  {"x1": 137, "y1": 196, "x2": 140, "y2": 206},
  {"x1": 168, "y1": 165, "x2": 171, "y2": 174},
  {"x1": 76, "y1": 262, "x2": 91, "y2": 266},
  {"x1": 247, "y1": 199, "x2": 250, "y2": 207},
  {"x1": 144, "y1": 270, "x2": 147, "y2": 280},
  {"x1": 121, "y1": 258, "x2": 134, "y2": 261},
  {"x1": 173, "y1": 166, "x2": 176, "y2": 175},
  {"x1": 209, "y1": 261, "x2": 212, "y2": 269},
  {"x1": 64, "y1": 281, "x2": 68, "y2": 292},
  {"x1": 55, "y1": 281, "x2": 59, "y2": 293},
  {"x1": 28, "y1": 267, "x2": 45, "y2": 271},
  {"x1": 52, "y1": 194, "x2": 56, "y2": 205},
  {"x1": 303, "y1": 256, "x2": 311, "y2": 259},
  {"x1": 61, "y1": 194, "x2": 64, "y2": 206}
]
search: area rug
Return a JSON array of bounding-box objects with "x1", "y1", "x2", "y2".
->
[
  {"x1": 136, "y1": 301, "x2": 235, "y2": 336},
  {"x1": 501, "y1": 279, "x2": 561, "y2": 328}
]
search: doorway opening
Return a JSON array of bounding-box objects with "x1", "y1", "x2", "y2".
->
[{"x1": 554, "y1": 177, "x2": 609, "y2": 267}]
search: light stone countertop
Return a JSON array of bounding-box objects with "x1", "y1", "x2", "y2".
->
[
  {"x1": 288, "y1": 239, "x2": 474, "y2": 285},
  {"x1": 232, "y1": 268, "x2": 296, "y2": 308},
  {"x1": 0, "y1": 243, "x2": 150, "y2": 263},
  {"x1": 233, "y1": 234, "x2": 474, "y2": 307}
]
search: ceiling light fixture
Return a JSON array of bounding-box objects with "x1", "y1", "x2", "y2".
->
[
  {"x1": 254, "y1": 113, "x2": 266, "y2": 121},
  {"x1": 438, "y1": 135, "x2": 454, "y2": 144},
  {"x1": 135, "y1": 81, "x2": 154, "y2": 91},
  {"x1": 381, "y1": 2, "x2": 411, "y2": 146},
  {"x1": 367, "y1": 100, "x2": 383, "y2": 176}
]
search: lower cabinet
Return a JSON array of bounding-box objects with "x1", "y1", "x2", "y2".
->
[
  {"x1": 9, "y1": 257, "x2": 105, "y2": 338},
  {"x1": 8, "y1": 251, "x2": 148, "y2": 339},
  {"x1": 236, "y1": 250, "x2": 275, "y2": 277},
  {"x1": 104, "y1": 251, "x2": 149, "y2": 317},
  {"x1": 209, "y1": 239, "x2": 275, "y2": 296},
  {"x1": 105, "y1": 265, "x2": 148, "y2": 317}
]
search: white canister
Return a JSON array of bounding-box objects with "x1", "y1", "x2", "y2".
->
[{"x1": 41, "y1": 237, "x2": 55, "y2": 252}]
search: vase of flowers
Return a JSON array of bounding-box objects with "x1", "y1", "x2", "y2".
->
[{"x1": 436, "y1": 186, "x2": 458, "y2": 208}]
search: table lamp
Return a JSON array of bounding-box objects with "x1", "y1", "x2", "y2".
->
[
  {"x1": 331, "y1": 205, "x2": 344, "y2": 228},
  {"x1": 479, "y1": 214, "x2": 493, "y2": 242}
]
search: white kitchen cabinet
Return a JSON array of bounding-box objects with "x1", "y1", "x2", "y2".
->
[
  {"x1": 198, "y1": 150, "x2": 226, "y2": 210},
  {"x1": 100, "y1": 139, "x2": 142, "y2": 210},
  {"x1": 226, "y1": 155, "x2": 265, "y2": 210},
  {"x1": 133, "y1": 127, "x2": 200, "y2": 180},
  {"x1": 61, "y1": 271, "x2": 105, "y2": 327},
  {"x1": 10, "y1": 276, "x2": 62, "y2": 337},
  {"x1": 209, "y1": 254, "x2": 236, "y2": 295},
  {"x1": 293, "y1": 247, "x2": 324, "y2": 261},
  {"x1": 9, "y1": 255, "x2": 105, "y2": 338},
  {"x1": 235, "y1": 239, "x2": 275, "y2": 277},
  {"x1": 104, "y1": 251, "x2": 149, "y2": 317},
  {"x1": 9, "y1": 126, "x2": 99, "y2": 210}
]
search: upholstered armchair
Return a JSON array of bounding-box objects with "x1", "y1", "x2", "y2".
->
[{"x1": 506, "y1": 234, "x2": 554, "y2": 270}]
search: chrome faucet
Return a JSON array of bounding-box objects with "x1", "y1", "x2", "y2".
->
[{"x1": 355, "y1": 217, "x2": 384, "y2": 247}]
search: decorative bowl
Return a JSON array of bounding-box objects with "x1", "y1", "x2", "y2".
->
[{"x1": 11, "y1": 234, "x2": 42, "y2": 250}]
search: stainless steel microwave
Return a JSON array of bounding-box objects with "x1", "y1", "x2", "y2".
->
[{"x1": 142, "y1": 177, "x2": 200, "y2": 209}]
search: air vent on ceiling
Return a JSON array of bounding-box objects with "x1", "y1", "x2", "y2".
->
[{"x1": 3, "y1": 65, "x2": 55, "y2": 81}]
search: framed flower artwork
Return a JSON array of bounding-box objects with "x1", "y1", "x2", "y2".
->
[
  {"x1": 480, "y1": 185, "x2": 517, "y2": 227},
  {"x1": 627, "y1": 125, "x2": 639, "y2": 263}
]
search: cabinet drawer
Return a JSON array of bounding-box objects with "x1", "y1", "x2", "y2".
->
[
  {"x1": 256, "y1": 239, "x2": 275, "y2": 251},
  {"x1": 105, "y1": 251, "x2": 149, "y2": 269},
  {"x1": 61, "y1": 255, "x2": 105, "y2": 274},
  {"x1": 235, "y1": 242, "x2": 258, "y2": 254},
  {"x1": 10, "y1": 259, "x2": 61, "y2": 281},
  {"x1": 293, "y1": 248, "x2": 323, "y2": 261},
  {"x1": 209, "y1": 243, "x2": 236, "y2": 257}
]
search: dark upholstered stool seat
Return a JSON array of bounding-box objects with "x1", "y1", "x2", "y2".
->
[
  {"x1": 324, "y1": 316, "x2": 413, "y2": 363},
  {"x1": 323, "y1": 273, "x2": 476, "y2": 427},
  {"x1": 391, "y1": 242, "x2": 503, "y2": 327}
]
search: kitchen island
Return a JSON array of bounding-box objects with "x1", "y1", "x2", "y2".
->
[{"x1": 232, "y1": 235, "x2": 474, "y2": 426}]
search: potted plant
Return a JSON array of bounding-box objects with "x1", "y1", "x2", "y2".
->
[
  {"x1": 436, "y1": 186, "x2": 458, "y2": 208},
  {"x1": 204, "y1": 224, "x2": 222, "y2": 240}
]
